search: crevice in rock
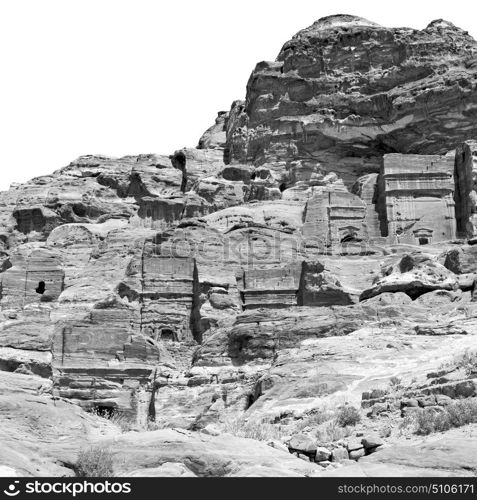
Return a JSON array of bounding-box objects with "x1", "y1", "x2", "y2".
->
[
  {"x1": 148, "y1": 369, "x2": 158, "y2": 423},
  {"x1": 245, "y1": 381, "x2": 263, "y2": 410},
  {"x1": 374, "y1": 170, "x2": 388, "y2": 237},
  {"x1": 245, "y1": 393, "x2": 256, "y2": 409},
  {"x1": 190, "y1": 261, "x2": 203, "y2": 344},
  {"x1": 454, "y1": 142, "x2": 475, "y2": 237},
  {"x1": 171, "y1": 151, "x2": 188, "y2": 193},
  {"x1": 0, "y1": 258, "x2": 12, "y2": 274}
]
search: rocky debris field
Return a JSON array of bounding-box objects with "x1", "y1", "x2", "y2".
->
[{"x1": 2, "y1": 14, "x2": 477, "y2": 477}]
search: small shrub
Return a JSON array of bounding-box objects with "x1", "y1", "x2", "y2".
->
[
  {"x1": 411, "y1": 398, "x2": 477, "y2": 435},
  {"x1": 293, "y1": 408, "x2": 335, "y2": 431},
  {"x1": 315, "y1": 420, "x2": 353, "y2": 443},
  {"x1": 414, "y1": 409, "x2": 443, "y2": 435},
  {"x1": 88, "y1": 408, "x2": 134, "y2": 433},
  {"x1": 441, "y1": 350, "x2": 477, "y2": 376},
  {"x1": 223, "y1": 417, "x2": 283, "y2": 442},
  {"x1": 336, "y1": 405, "x2": 361, "y2": 428},
  {"x1": 389, "y1": 376, "x2": 402, "y2": 390},
  {"x1": 289, "y1": 404, "x2": 359, "y2": 442},
  {"x1": 109, "y1": 413, "x2": 135, "y2": 433},
  {"x1": 368, "y1": 388, "x2": 389, "y2": 399},
  {"x1": 76, "y1": 446, "x2": 114, "y2": 477},
  {"x1": 146, "y1": 420, "x2": 168, "y2": 431},
  {"x1": 399, "y1": 413, "x2": 417, "y2": 435},
  {"x1": 446, "y1": 398, "x2": 477, "y2": 427}
]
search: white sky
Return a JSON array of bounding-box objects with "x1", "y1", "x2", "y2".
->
[{"x1": 1, "y1": 0, "x2": 476, "y2": 191}]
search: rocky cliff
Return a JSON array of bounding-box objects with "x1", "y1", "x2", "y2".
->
[
  {"x1": 226, "y1": 15, "x2": 477, "y2": 186},
  {"x1": 3, "y1": 14, "x2": 477, "y2": 477}
]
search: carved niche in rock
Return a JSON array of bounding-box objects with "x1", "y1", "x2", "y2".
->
[
  {"x1": 123, "y1": 250, "x2": 201, "y2": 344},
  {"x1": 236, "y1": 261, "x2": 353, "y2": 310},
  {"x1": 140, "y1": 255, "x2": 201, "y2": 343},
  {"x1": 382, "y1": 154, "x2": 456, "y2": 245},
  {"x1": 236, "y1": 263, "x2": 303, "y2": 310},
  {"x1": 302, "y1": 191, "x2": 368, "y2": 253}
]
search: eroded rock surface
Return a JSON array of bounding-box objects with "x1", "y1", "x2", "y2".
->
[
  {"x1": 2, "y1": 13, "x2": 477, "y2": 478},
  {"x1": 226, "y1": 16, "x2": 477, "y2": 185}
]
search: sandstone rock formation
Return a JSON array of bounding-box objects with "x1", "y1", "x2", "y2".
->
[
  {"x1": 2, "y1": 13, "x2": 477, "y2": 478},
  {"x1": 226, "y1": 15, "x2": 477, "y2": 184}
]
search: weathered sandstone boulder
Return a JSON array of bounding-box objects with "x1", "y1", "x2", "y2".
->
[
  {"x1": 444, "y1": 245, "x2": 477, "y2": 274},
  {"x1": 96, "y1": 428, "x2": 320, "y2": 477},
  {"x1": 361, "y1": 252, "x2": 459, "y2": 300}
]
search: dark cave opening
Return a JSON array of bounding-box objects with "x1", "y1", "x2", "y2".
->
[
  {"x1": 93, "y1": 405, "x2": 117, "y2": 418},
  {"x1": 72, "y1": 204, "x2": 87, "y2": 218},
  {"x1": 35, "y1": 281, "x2": 46, "y2": 295},
  {"x1": 160, "y1": 328, "x2": 176, "y2": 342}
]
